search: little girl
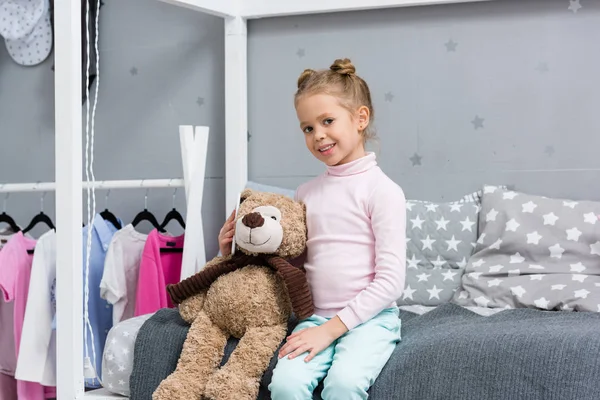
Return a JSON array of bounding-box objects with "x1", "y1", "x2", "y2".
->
[{"x1": 218, "y1": 58, "x2": 406, "y2": 400}]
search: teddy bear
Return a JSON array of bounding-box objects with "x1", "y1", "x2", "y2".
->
[{"x1": 152, "y1": 188, "x2": 314, "y2": 400}]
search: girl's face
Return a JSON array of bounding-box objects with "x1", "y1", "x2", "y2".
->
[{"x1": 296, "y1": 93, "x2": 369, "y2": 166}]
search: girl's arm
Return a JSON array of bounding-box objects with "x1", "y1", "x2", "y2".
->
[{"x1": 336, "y1": 179, "x2": 407, "y2": 331}]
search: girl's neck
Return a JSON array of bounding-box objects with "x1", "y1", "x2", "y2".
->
[{"x1": 326, "y1": 152, "x2": 376, "y2": 177}]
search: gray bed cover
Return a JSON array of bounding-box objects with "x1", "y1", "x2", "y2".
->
[{"x1": 130, "y1": 303, "x2": 600, "y2": 400}]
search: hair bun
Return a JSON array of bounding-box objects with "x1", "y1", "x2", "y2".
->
[
  {"x1": 330, "y1": 58, "x2": 356, "y2": 76},
  {"x1": 297, "y1": 68, "x2": 315, "y2": 88}
]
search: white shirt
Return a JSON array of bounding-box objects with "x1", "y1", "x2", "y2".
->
[
  {"x1": 99, "y1": 224, "x2": 148, "y2": 325},
  {"x1": 15, "y1": 229, "x2": 56, "y2": 386}
]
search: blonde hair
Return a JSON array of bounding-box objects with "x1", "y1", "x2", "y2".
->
[{"x1": 294, "y1": 58, "x2": 376, "y2": 144}]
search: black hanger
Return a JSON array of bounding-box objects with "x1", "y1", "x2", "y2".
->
[
  {"x1": 23, "y1": 192, "x2": 55, "y2": 234},
  {"x1": 159, "y1": 189, "x2": 185, "y2": 231},
  {"x1": 131, "y1": 209, "x2": 165, "y2": 233},
  {"x1": 100, "y1": 190, "x2": 121, "y2": 230},
  {"x1": 0, "y1": 193, "x2": 20, "y2": 232},
  {"x1": 101, "y1": 209, "x2": 121, "y2": 230},
  {"x1": 23, "y1": 211, "x2": 55, "y2": 234},
  {"x1": 0, "y1": 211, "x2": 20, "y2": 233},
  {"x1": 159, "y1": 208, "x2": 185, "y2": 230},
  {"x1": 131, "y1": 189, "x2": 166, "y2": 233}
]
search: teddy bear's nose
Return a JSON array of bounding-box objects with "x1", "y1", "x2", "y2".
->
[{"x1": 242, "y1": 212, "x2": 264, "y2": 229}]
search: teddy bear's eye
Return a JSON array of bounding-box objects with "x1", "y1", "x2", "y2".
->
[{"x1": 270, "y1": 216, "x2": 277, "y2": 220}]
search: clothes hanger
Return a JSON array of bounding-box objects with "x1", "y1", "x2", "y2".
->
[
  {"x1": 131, "y1": 187, "x2": 166, "y2": 233},
  {"x1": 99, "y1": 189, "x2": 121, "y2": 230},
  {"x1": 0, "y1": 193, "x2": 21, "y2": 233},
  {"x1": 23, "y1": 192, "x2": 55, "y2": 235},
  {"x1": 159, "y1": 188, "x2": 186, "y2": 231}
]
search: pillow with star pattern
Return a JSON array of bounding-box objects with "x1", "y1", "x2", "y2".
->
[
  {"x1": 397, "y1": 188, "x2": 495, "y2": 306},
  {"x1": 452, "y1": 185, "x2": 600, "y2": 312}
]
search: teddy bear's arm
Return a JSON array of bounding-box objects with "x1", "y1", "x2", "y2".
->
[{"x1": 167, "y1": 255, "x2": 232, "y2": 304}]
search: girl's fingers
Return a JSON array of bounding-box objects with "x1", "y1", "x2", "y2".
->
[{"x1": 288, "y1": 344, "x2": 310, "y2": 360}]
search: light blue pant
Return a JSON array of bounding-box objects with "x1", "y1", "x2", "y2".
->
[{"x1": 268, "y1": 307, "x2": 401, "y2": 400}]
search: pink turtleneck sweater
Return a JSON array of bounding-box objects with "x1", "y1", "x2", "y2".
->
[{"x1": 295, "y1": 152, "x2": 406, "y2": 330}]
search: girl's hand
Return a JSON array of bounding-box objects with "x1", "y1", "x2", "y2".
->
[
  {"x1": 218, "y1": 209, "x2": 236, "y2": 256},
  {"x1": 279, "y1": 317, "x2": 348, "y2": 362}
]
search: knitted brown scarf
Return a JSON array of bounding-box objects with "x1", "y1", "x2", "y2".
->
[{"x1": 166, "y1": 252, "x2": 314, "y2": 321}]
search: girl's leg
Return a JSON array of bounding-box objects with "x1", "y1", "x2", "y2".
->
[
  {"x1": 268, "y1": 315, "x2": 335, "y2": 400},
  {"x1": 321, "y1": 307, "x2": 401, "y2": 400}
]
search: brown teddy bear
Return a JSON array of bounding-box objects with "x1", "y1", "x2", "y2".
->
[{"x1": 152, "y1": 188, "x2": 313, "y2": 400}]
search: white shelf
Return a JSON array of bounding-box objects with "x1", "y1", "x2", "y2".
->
[
  {"x1": 83, "y1": 388, "x2": 128, "y2": 399},
  {"x1": 240, "y1": 0, "x2": 494, "y2": 19},
  {"x1": 158, "y1": 0, "x2": 238, "y2": 18}
]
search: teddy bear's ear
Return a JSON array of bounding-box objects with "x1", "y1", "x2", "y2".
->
[{"x1": 240, "y1": 188, "x2": 254, "y2": 203}]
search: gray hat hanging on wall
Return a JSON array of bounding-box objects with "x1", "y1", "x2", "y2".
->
[{"x1": 0, "y1": 0, "x2": 53, "y2": 66}]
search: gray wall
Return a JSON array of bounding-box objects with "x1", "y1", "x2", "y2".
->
[
  {"x1": 1, "y1": 0, "x2": 599, "y2": 256},
  {"x1": 248, "y1": 0, "x2": 600, "y2": 202}
]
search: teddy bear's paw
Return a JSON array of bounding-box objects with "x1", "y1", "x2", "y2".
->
[
  {"x1": 203, "y1": 368, "x2": 259, "y2": 400},
  {"x1": 153, "y1": 374, "x2": 205, "y2": 400}
]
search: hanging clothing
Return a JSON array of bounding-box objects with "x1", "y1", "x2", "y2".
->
[
  {"x1": 0, "y1": 229, "x2": 19, "y2": 378},
  {"x1": 48, "y1": 0, "x2": 100, "y2": 103},
  {"x1": 134, "y1": 229, "x2": 185, "y2": 317},
  {"x1": 82, "y1": 214, "x2": 121, "y2": 389},
  {"x1": 100, "y1": 224, "x2": 148, "y2": 325},
  {"x1": 0, "y1": 371, "x2": 17, "y2": 400},
  {"x1": 0, "y1": 0, "x2": 53, "y2": 66},
  {"x1": 0, "y1": 232, "x2": 51, "y2": 400},
  {"x1": 15, "y1": 230, "x2": 56, "y2": 388}
]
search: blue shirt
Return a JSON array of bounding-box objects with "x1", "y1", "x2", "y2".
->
[{"x1": 50, "y1": 214, "x2": 121, "y2": 388}]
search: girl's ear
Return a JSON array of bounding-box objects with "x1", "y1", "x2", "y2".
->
[{"x1": 356, "y1": 105, "x2": 370, "y2": 130}]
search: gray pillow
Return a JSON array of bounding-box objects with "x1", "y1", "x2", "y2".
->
[
  {"x1": 452, "y1": 185, "x2": 600, "y2": 311},
  {"x1": 397, "y1": 190, "x2": 486, "y2": 306}
]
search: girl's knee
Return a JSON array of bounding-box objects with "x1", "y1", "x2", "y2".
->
[
  {"x1": 268, "y1": 363, "x2": 314, "y2": 400},
  {"x1": 322, "y1": 366, "x2": 369, "y2": 400}
]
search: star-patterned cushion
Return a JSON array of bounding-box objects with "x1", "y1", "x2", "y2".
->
[
  {"x1": 452, "y1": 185, "x2": 600, "y2": 312},
  {"x1": 102, "y1": 313, "x2": 153, "y2": 396},
  {"x1": 397, "y1": 189, "x2": 491, "y2": 306}
]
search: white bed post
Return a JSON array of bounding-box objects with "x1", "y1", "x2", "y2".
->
[
  {"x1": 179, "y1": 125, "x2": 209, "y2": 277},
  {"x1": 54, "y1": 0, "x2": 84, "y2": 398},
  {"x1": 224, "y1": 15, "x2": 248, "y2": 219}
]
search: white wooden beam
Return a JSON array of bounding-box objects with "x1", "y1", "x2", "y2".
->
[
  {"x1": 241, "y1": 0, "x2": 493, "y2": 19},
  {"x1": 225, "y1": 16, "x2": 248, "y2": 219},
  {"x1": 180, "y1": 126, "x2": 209, "y2": 277},
  {"x1": 54, "y1": 0, "x2": 84, "y2": 398},
  {"x1": 158, "y1": 0, "x2": 238, "y2": 18}
]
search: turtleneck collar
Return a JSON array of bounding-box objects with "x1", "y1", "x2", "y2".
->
[{"x1": 326, "y1": 152, "x2": 377, "y2": 177}]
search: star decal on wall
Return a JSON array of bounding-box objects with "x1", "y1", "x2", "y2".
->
[
  {"x1": 445, "y1": 39, "x2": 458, "y2": 52},
  {"x1": 196, "y1": 97, "x2": 205, "y2": 107},
  {"x1": 536, "y1": 62, "x2": 549, "y2": 73},
  {"x1": 568, "y1": 0, "x2": 582, "y2": 13},
  {"x1": 384, "y1": 92, "x2": 394, "y2": 102},
  {"x1": 471, "y1": 115, "x2": 484, "y2": 129},
  {"x1": 545, "y1": 145, "x2": 555, "y2": 156},
  {"x1": 410, "y1": 153, "x2": 422, "y2": 166},
  {"x1": 296, "y1": 48, "x2": 305, "y2": 58},
  {"x1": 130, "y1": 67, "x2": 138, "y2": 76}
]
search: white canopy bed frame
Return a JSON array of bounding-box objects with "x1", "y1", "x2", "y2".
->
[{"x1": 52, "y1": 0, "x2": 491, "y2": 398}]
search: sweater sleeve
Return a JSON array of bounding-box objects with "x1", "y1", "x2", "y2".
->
[{"x1": 336, "y1": 179, "x2": 407, "y2": 330}]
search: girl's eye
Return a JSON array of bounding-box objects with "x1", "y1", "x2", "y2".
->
[
  {"x1": 303, "y1": 126, "x2": 313, "y2": 134},
  {"x1": 324, "y1": 118, "x2": 334, "y2": 125}
]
